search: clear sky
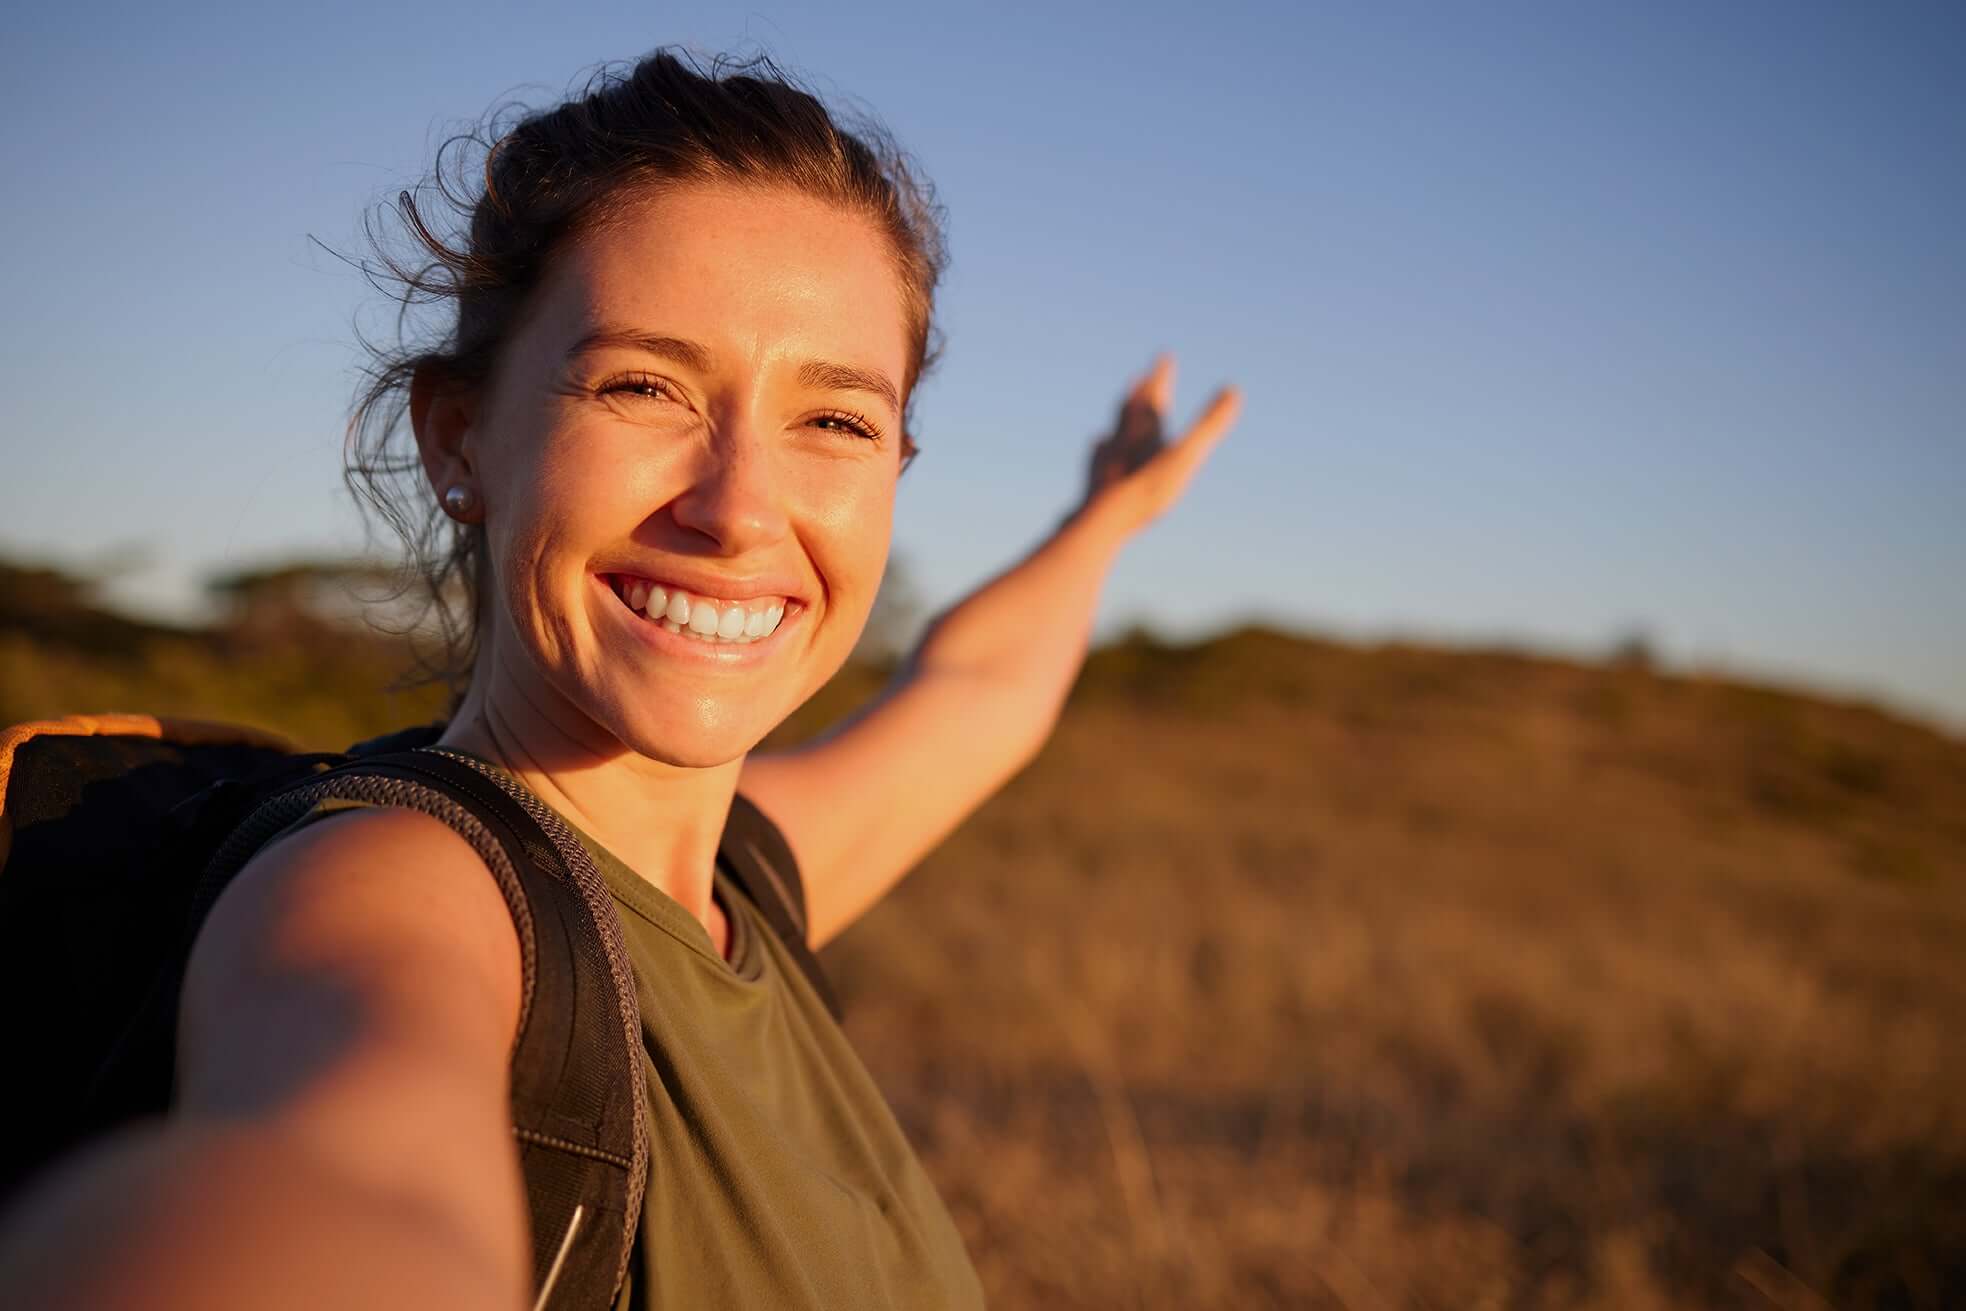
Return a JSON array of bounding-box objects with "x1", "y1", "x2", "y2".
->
[{"x1": 2, "y1": 1, "x2": 1961, "y2": 727}]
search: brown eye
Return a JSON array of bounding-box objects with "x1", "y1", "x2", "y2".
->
[
  {"x1": 599, "y1": 372, "x2": 677, "y2": 401},
  {"x1": 811, "y1": 409, "x2": 883, "y2": 442}
]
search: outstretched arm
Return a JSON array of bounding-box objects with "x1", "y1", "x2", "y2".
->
[
  {"x1": 0, "y1": 810, "x2": 528, "y2": 1311},
  {"x1": 741, "y1": 355, "x2": 1242, "y2": 948}
]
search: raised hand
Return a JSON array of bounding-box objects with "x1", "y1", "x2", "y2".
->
[
  {"x1": 743, "y1": 357, "x2": 1242, "y2": 945},
  {"x1": 1073, "y1": 354, "x2": 1242, "y2": 537}
]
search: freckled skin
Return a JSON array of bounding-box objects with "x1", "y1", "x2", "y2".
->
[{"x1": 447, "y1": 182, "x2": 908, "y2": 768}]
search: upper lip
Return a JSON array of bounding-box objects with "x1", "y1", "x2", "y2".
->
[{"x1": 601, "y1": 565, "x2": 807, "y2": 605}]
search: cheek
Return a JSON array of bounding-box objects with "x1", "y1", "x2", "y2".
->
[
  {"x1": 493, "y1": 421, "x2": 643, "y2": 549},
  {"x1": 478, "y1": 432, "x2": 618, "y2": 639},
  {"x1": 809, "y1": 470, "x2": 896, "y2": 591}
]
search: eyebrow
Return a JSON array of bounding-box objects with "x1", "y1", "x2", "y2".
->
[{"x1": 570, "y1": 327, "x2": 900, "y2": 416}]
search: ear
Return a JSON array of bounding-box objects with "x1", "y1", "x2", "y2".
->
[{"x1": 409, "y1": 364, "x2": 481, "y2": 510}]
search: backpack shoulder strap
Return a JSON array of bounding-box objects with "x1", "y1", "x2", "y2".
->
[
  {"x1": 721, "y1": 793, "x2": 843, "y2": 1021},
  {"x1": 346, "y1": 725, "x2": 842, "y2": 1021},
  {"x1": 196, "y1": 747, "x2": 646, "y2": 1311}
]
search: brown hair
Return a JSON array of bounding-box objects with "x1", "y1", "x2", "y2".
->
[{"x1": 346, "y1": 47, "x2": 948, "y2": 698}]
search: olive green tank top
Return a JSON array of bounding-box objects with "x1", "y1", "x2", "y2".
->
[{"x1": 288, "y1": 771, "x2": 984, "y2": 1310}]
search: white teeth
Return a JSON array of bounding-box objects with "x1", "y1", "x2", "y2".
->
[{"x1": 616, "y1": 575, "x2": 790, "y2": 645}]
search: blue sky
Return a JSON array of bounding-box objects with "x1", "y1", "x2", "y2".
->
[{"x1": 3, "y1": 1, "x2": 1962, "y2": 726}]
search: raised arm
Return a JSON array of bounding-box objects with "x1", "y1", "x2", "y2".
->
[
  {"x1": 742, "y1": 355, "x2": 1242, "y2": 947},
  {"x1": 0, "y1": 809, "x2": 528, "y2": 1311}
]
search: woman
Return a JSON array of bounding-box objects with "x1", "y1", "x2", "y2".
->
[{"x1": 0, "y1": 48, "x2": 1239, "y2": 1309}]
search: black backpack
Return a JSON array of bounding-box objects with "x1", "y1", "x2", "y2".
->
[{"x1": 0, "y1": 713, "x2": 840, "y2": 1309}]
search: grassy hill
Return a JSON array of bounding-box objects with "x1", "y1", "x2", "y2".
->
[
  {"x1": 5, "y1": 571, "x2": 1961, "y2": 1308},
  {"x1": 823, "y1": 630, "x2": 1964, "y2": 1309}
]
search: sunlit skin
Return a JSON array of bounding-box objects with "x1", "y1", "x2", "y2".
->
[
  {"x1": 412, "y1": 180, "x2": 910, "y2": 944},
  {"x1": 0, "y1": 164, "x2": 1246, "y2": 1311},
  {"x1": 1, "y1": 36, "x2": 1257, "y2": 1307},
  {"x1": 411, "y1": 181, "x2": 1244, "y2": 961}
]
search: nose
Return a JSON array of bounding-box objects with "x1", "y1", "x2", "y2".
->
[{"x1": 668, "y1": 423, "x2": 791, "y2": 555}]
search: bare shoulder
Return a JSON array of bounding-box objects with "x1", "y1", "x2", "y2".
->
[{"x1": 178, "y1": 806, "x2": 523, "y2": 1122}]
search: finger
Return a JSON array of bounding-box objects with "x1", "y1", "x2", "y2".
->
[
  {"x1": 1120, "y1": 353, "x2": 1174, "y2": 421},
  {"x1": 1143, "y1": 353, "x2": 1175, "y2": 413},
  {"x1": 1157, "y1": 385, "x2": 1242, "y2": 483},
  {"x1": 1115, "y1": 358, "x2": 1170, "y2": 449},
  {"x1": 1178, "y1": 385, "x2": 1242, "y2": 456}
]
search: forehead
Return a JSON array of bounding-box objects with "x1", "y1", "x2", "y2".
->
[{"x1": 534, "y1": 180, "x2": 909, "y2": 381}]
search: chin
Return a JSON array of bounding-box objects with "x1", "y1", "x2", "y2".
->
[{"x1": 600, "y1": 690, "x2": 792, "y2": 770}]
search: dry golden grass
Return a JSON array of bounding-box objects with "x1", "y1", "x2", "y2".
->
[
  {"x1": 6, "y1": 591, "x2": 1961, "y2": 1308},
  {"x1": 801, "y1": 631, "x2": 1966, "y2": 1309}
]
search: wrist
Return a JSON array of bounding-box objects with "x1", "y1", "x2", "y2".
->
[{"x1": 1053, "y1": 495, "x2": 1134, "y2": 561}]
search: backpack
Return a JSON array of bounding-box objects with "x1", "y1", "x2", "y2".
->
[{"x1": 0, "y1": 713, "x2": 840, "y2": 1309}]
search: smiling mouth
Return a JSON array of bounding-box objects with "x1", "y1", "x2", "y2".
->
[{"x1": 603, "y1": 573, "x2": 794, "y2": 646}]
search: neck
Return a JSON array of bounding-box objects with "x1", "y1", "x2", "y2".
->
[{"x1": 438, "y1": 669, "x2": 742, "y2": 932}]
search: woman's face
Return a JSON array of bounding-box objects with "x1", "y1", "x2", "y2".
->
[{"x1": 449, "y1": 181, "x2": 909, "y2": 767}]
